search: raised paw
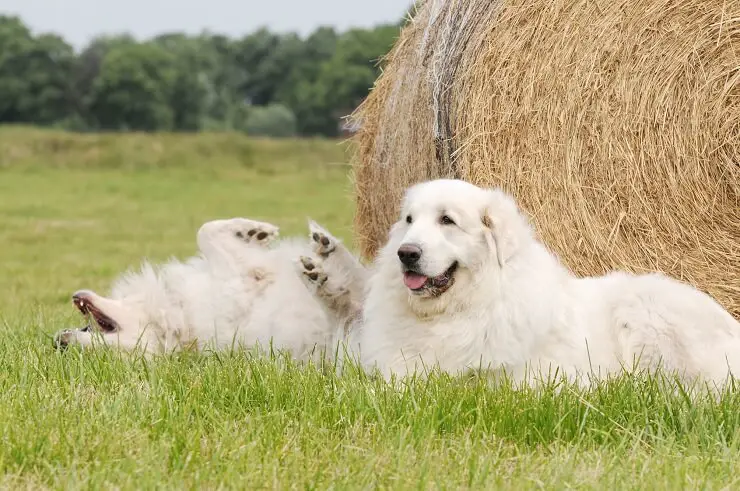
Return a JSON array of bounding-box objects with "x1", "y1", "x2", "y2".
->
[
  {"x1": 308, "y1": 220, "x2": 337, "y2": 257},
  {"x1": 230, "y1": 218, "x2": 279, "y2": 245},
  {"x1": 299, "y1": 255, "x2": 327, "y2": 287}
]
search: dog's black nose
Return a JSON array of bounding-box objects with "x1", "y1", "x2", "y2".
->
[{"x1": 398, "y1": 244, "x2": 422, "y2": 266}]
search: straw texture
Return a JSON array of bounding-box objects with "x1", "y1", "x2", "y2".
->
[{"x1": 351, "y1": 0, "x2": 740, "y2": 318}]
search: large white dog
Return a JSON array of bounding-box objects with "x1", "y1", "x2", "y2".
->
[
  {"x1": 299, "y1": 179, "x2": 740, "y2": 386},
  {"x1": 54, "y1": 217, "x2": 362, "y2": 360}
]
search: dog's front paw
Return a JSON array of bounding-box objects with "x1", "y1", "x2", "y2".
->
[
  {"x1": 53, "y1": 329, "x2": 73, "y2": 350},
  {"x1": 231, "y1": 218, "x2": 279, "y2": 245},
  {"x1": 308, "y1": 220, "x2": 337, "y2": 257},
  {"x1": 298, "y1": 255, "x2": 328, "y2": 289}
]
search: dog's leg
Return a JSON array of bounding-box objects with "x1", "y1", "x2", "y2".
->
[
  {"x1": 298, "y1": 255, "x2": 361, "y2": 335},
  {"x1": 307, "y1": 220, "x2": 367, "y2": 303},
  {"x1": 197, "y1": 218, "x2": 279, "y2": 267}
]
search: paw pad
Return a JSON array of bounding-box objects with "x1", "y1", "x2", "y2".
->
[
  {"x1": 309, "y1": 222, "x2": 337, "y2": 257},
  {"x1": 299, "y1": 256, "x2": 327, "y2": 286},
  {"x1": 232, "y1": 219, "x2": 278, "y2": 244}
]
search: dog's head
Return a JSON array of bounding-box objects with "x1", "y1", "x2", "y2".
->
[
  {"x1": 55, "y1": 266, "x2": 166, "y2": 350},
  {"x1": 377, "y1": 179, "x2": 532, "y2": 315},
  {"x1": 70, "y1": 289, "x2": 143, "y2": 335}
]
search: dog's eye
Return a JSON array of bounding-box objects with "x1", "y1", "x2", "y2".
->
[
  {"x1": 440, "y1": 215, "x2": 456, "y2": 226},
  {"x1": 406, "y1": 215, "x2": 412, "y2": 224}
]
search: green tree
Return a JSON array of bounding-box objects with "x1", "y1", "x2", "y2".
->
[
  {"x1": 89, "y1": 42, "x2": 177, "y2": 131},
  {"x1": 153, "y1": 33, "x2": 210, "y2": 130},
  {"x1": 0, "y1": 14, "x2": 405, "y2": 136},
  {"x1": 275, "y1": 27, "x2": 338, "y2": 135},
  {"x1": 290, "y1": 25, "x2": 399, "y2": 136},
  {"x1": 0, "y1": 16, "x2": 35, "y2": 122},
  {"x1": 74, "y1": 35, "x2": 137, "y2": 127},
  {"x1": 0, "y1": 16, "x2": 78, "y2": 125},
  {"x1": 196, "y1": 34, "x2": 249, "y2": 130}
]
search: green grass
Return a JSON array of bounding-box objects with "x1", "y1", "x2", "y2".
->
[{"x1": 1, "y1": 127, "x2": 740, "y2": 489}]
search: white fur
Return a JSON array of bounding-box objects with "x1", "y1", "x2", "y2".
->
[
  {"x1": 344, "y1": 179, "x2": 740, "y2": 386},
  {"x1": 55, "y1": 218, "x2": 344, "y2": 360}
]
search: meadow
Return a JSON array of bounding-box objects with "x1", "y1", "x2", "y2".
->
[{"x1": 1, "y1": 127, "x2": 739, "y2": 489}]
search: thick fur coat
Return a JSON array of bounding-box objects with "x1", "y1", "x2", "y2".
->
[
  {"x1": 301, "y1": 179, "x2": 740, "y2": 386},
  {"x1": 55, "y1": 218, "x2": 345, "y2": 360}
]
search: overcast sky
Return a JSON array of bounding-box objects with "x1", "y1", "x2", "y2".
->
[{"x1": 2, "y1": 0, "x2": 409, "y2": 49}]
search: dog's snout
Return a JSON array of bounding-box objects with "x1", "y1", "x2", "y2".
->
[{"x1": 398, "y1": 244, "x2": 422, "y2": 266}]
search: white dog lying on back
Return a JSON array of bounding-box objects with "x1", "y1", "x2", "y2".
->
[
  {"x1": 299, "y1": 179, "x2": 740, "y2": 386},
  {"x1": 54, "y1": 217, "x2": 363, "y2": 360}
]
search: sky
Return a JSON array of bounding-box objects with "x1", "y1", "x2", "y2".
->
[{"x1": 2, "y1": 0, "x2": 409, "y2": 49}]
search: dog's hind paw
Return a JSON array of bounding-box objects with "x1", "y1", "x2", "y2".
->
[
  {"x1": 230, "y1": 218, "x2": 279, "y2": 246},
  {"x1": 308, "y1": 220, "x2": 338, "y2": 257},
  {"x1": 298, "y1": 255, "x2": 328, "y2": 288}
]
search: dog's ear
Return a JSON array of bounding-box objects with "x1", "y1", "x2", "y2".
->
[{"x1": 480, "y1": 189, "x2": 521, "y2": 268}]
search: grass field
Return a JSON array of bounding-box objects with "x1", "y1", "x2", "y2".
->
[{"x1": 1, "y1": 127, "x2": 740, "y2": 489}]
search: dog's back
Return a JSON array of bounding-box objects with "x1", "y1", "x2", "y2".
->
[{"x1": 590, "y1": 271, "x2": 740, "y2": 382}]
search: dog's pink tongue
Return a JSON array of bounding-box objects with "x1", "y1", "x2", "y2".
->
[{"x1": 403, "y1": 272, "x2": 428, "y2": 290}]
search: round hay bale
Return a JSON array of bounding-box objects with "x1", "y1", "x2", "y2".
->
[{"x1": 351, "y1": 0, "x2": 740, "y2": 318}]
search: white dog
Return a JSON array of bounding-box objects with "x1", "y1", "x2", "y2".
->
[
  {"x1": 299, "y1": 179, "x2": 740, "y2": 386},
  {"x1": 54, "y1": 217, "x2": 358, "y2": 360}
]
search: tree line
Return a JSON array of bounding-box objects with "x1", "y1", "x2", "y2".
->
[{"x1": 0, "y1": 15, "x2": 406, "y2": 137}]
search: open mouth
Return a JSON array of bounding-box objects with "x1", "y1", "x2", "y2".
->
[
  {"x1": 73, "y1": 292, "x2": 118, "y2": 333},
  {"x1": 403, "y1": 261, "x2": 458, "y2": 296}
]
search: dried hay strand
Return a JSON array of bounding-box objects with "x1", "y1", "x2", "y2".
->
[{"x1": 351, "y1": 0, "x2": 740, "y2": 318}]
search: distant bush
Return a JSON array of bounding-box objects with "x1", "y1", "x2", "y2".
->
[
  {"x1": 51, "y1": 114, "x2": 89, "y2": 132},
  {"x1": 244, "y1": 104, "x2": 298, "y2": 138}
]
